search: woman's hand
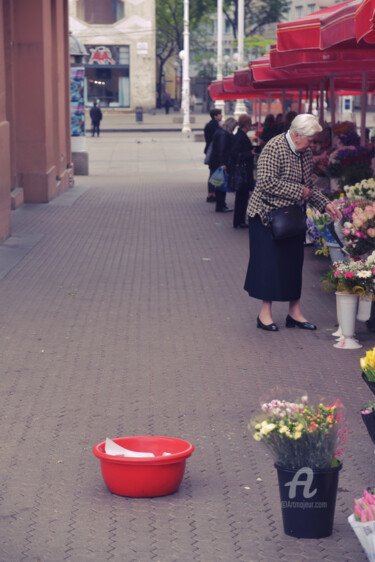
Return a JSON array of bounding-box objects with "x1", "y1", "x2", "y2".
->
[
  {"x1": 325, "y1": 202, "x2": 342, "y2": 222},
  {"x1": 302, "y1": 187, "x2": 312, "y2": 201}
]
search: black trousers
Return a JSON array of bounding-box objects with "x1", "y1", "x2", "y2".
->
[
  {"x1": 233, "y1": 185, "x2": 251, "y2": 227},
  {"x1": 92, "y1": 123, "x2": 100, "y2": 136}
]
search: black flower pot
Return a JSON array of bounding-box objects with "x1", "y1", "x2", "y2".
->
[
  {"x1": 361, "y1": 410, "x2": 375, "y2": 444},
  {"x1": 361, "y1": 371, "x2": 375, "y2": 396},
  {"x1": 275, "y1": 463, "x2": 342, "y2": 538}
]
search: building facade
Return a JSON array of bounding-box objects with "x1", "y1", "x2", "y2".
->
[
  {"x1": 0, "y1": 0, "x2": 73, "y2": 242},
  {"x1": 69, "y1": 0, "x2": 156, "y2": 110}
]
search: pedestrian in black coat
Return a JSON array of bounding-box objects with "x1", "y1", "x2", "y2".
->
[
  {"x1": 203, "y1": 108, "x2": 222, "y2": 202},
  {"x1": 90, "y1": 102, "x2": 102, "y2": 137},
  {"x1": 230, "y1": 114, "x2": 254, "y2": 228},
  {"x1": 209, "y1": 117, "x2": 237, "y2": 213}
]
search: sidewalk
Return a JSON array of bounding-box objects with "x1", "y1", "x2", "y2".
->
[
  {"x1": 0, "y1": 130, "x2": 373, "y2": 561},
  {"x1": 91, "y1": 107, "x2": 209, "y2": 133}
]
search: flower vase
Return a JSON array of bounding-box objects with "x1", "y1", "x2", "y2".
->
[
  {"x1": 348, "y1": 514, "x2": 375, "y2": 560},
  {"x1": 329, "y1": 246, "x2": 346, "y2": 264},
  {"x1": 334, "y1": 292, "x2": 361, "y2": 349},
  {"x1": 357, "y1": 299, "x2": 372, "y2": 322},
  {"x1": 361, "y1": 410, "x2": 375, "y2": 444},
  {"x1": 361, "y1": 371, "x2": 375, "y2": 396},
  {"x1": 276, "y1": 463, "x2": 342, "y2": 538}
]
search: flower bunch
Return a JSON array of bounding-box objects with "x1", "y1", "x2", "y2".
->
[
  {"x1": 321, "y1": 256, "x2": 375, "y2": 297},
  {"x1": 344, "y1": 178, "x2": 375, "y2": 202},
  {"x1": 341, "y1": 201, "x2": 375, "y2": 256},
  {"x1": 360, "y1": 346, "x2": 375, "y2": 381},
  {"x1": 353, "y1": 490, "x2": 375, "y2": 522},
  {"x1": 361, "y1": 401, "x2": 375, "y2": 415},
  {"x1": 327, "y1": 146, "x2": 373, "y2": 189},
  {"x1": 250, "y1": 396, "x2": 345, "y2": 469}
]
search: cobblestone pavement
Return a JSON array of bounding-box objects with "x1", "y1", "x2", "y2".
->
[{"x1": 0, "y1": 130, "x2": 374, "y2": 561}]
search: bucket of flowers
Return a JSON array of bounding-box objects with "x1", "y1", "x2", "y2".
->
[
  {"x1": 344, "y1": 177, "x2": 375, "y2": 202},
  {"x1": 361, "y1": 402, "x2": 375, "y2": 444},
  {"x1": 306, "y1": 202, "x2": 346, "y2": 262},
  {"x1": 322, "y1": 256, "x2": 375, "y2": 348},
  {"x1": 348, "y1": 489, "x2": 375, "y2": 560},
  {"x1": 360, "y1": 345, "x2": 375, "y2": 395},
  {"x1": 249, "y1": 394, "x2": 346, "y2": 538}
]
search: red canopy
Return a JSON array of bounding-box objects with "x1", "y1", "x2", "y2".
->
[
  {"x1": 355, "y1": 0, "x2": 375, "y2": 43},
  {"x1": 276, "y1": 1, "x2": 354, "y2": 51}
]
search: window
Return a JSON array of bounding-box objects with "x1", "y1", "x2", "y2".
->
[
  {"x1": 295, "y1": 5, "x2": 303, "y2": 18},
  {"x1": 307, "y1": 4, "x2": 316, "y2": 13},
  {"x1": 77, "y1": 0, "x2": 124, "y2": 24}
]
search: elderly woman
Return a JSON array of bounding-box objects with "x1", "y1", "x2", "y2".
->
[{"x1": 244, "y1": 114, "x2": 341, "y2": 332}]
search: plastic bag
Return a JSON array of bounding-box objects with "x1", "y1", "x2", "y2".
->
[
  {"x1": 209, "y1": 167, "x2": 226, "y2": 186},
  {"x1": 209, "y1": 167, "x2": 231, "y2": 192}
]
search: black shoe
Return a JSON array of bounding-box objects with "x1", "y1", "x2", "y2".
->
[
  {"x1": 285, "y1": 314, "x2": 316, "y2": 330},
  {"x1": 206, "y1": 195, "x2": 216, "y2": 203},
  {"x1": 257, "y1": 316, "x2": 279, "y2": 332},
  {"x1": 216, "y1": 208, "x2": 233, "y2": 213}
]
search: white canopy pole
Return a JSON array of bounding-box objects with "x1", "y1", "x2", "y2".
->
[
  {"x1": 234, "y1": 0, "x2": 247, "y2": 117},
  {"x1": 181, "y1": 0, "x2": 191, "y2": 133},
  {"x1": 215, "y1": 0, "x2": 225, "y2": 116}
]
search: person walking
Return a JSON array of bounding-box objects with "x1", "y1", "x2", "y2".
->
[
  {"x1": 163, "y1": 90, "x2": 171, "y2": 114},
  {"x1": 204, "y1": 108, "x2": 222, "y2": 203},
  {"x1": 90, "y1": 102, "x2": 102, "y2": 137},
  {"x1": 244, "y1": 113, "x2": 342, "y2": 331},
  {"x1": 209, "y1": 117, "x2": 237, "y2": 213},
  {"x1": 230, "y1": 114, "x2": 254, "y2": 228}
]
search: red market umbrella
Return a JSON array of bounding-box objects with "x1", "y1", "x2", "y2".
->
[
  {"x1": 356, "y1": 0, "x2": 375, "y2": 43},
  {"x1": 276, "y1": 1, "x2": 354, "y2": 51}
]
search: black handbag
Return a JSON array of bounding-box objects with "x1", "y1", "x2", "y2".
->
[{"x1": 269, "y1": 204, "x2": 307, "y2": 240}]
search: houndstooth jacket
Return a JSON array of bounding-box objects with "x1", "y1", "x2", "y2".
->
[{"x1": 247, "y1": 133, "x2": 329, "y2": 226}]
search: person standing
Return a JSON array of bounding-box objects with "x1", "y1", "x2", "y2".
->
[
  {"x1": 244, "y1": 113, "x2": 342, "y2": 331},
  {"x1": 204, "y1": 109, "x2": 222, "y2": 203},
  {"x1": 164, "y1": 90, "x2": 171, "y2": 114},
  {"x1": 230, "y1": 114, "x2": 254, "y2": 228},
  {"x1": 209, "y1": 117, "x2": 237, "y2": 213},
  {"x1": 90, "y1": 102, "x2": 102, "y2": 137}
]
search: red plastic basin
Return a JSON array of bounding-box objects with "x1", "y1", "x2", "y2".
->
[{"x1": 92, "y1": 436, "x2": 194, "y2": 497}]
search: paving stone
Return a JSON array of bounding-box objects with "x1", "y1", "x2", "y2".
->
[{"x1": 0, "y1": 130, "x2": 370, "y2": 561}]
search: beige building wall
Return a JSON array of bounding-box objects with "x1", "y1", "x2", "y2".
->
[{"x1": 69, "y1": 0, "x2": 156, "y2": 110}]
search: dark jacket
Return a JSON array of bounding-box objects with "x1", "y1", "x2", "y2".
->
[
  {"x1": 90, "y1": 106, "x2": 102, "y2": 124},
  {"x1": 204, "y1": 119, "x2": 220, "y2": 154},
  {"x1": 230, "y1": 128, "x2": 254, "y2": 188},
  {"x1": 209, "y1": 128, "x2": 234, "y2": 171}
]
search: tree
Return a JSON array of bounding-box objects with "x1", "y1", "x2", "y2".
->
[
  {"x1": 223, "y1": 0, "x2": 290, "y2": 39},
  {"x1": 156, "y1": 0, "x2": 216, "y2": 106}
]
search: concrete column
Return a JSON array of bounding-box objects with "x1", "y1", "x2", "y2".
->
[
  {"x1": 0, "y1": 0, "x2": 12, "y2": 241},
  {"x1": 12, "y1": 0, "x2": 71, "y2": 202}
]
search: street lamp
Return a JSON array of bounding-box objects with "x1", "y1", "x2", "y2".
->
[
  {"x1": 215, "y1": 0, "x2": 225, "y2": 115},
  {"x1": 180, "y1": 0, "x2": 191, "y2": 134},
  {"x1": 234, "y1": 0, "x2": 247, "y2": 118}
]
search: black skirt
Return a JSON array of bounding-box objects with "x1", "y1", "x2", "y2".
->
[{"x1": 244, "y1": 215, "x2": 305, "y2": 302}]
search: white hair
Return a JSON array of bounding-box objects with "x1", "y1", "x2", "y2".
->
[{"x1": 289, "y1": 114, "x2": 322, "y2": 137}]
